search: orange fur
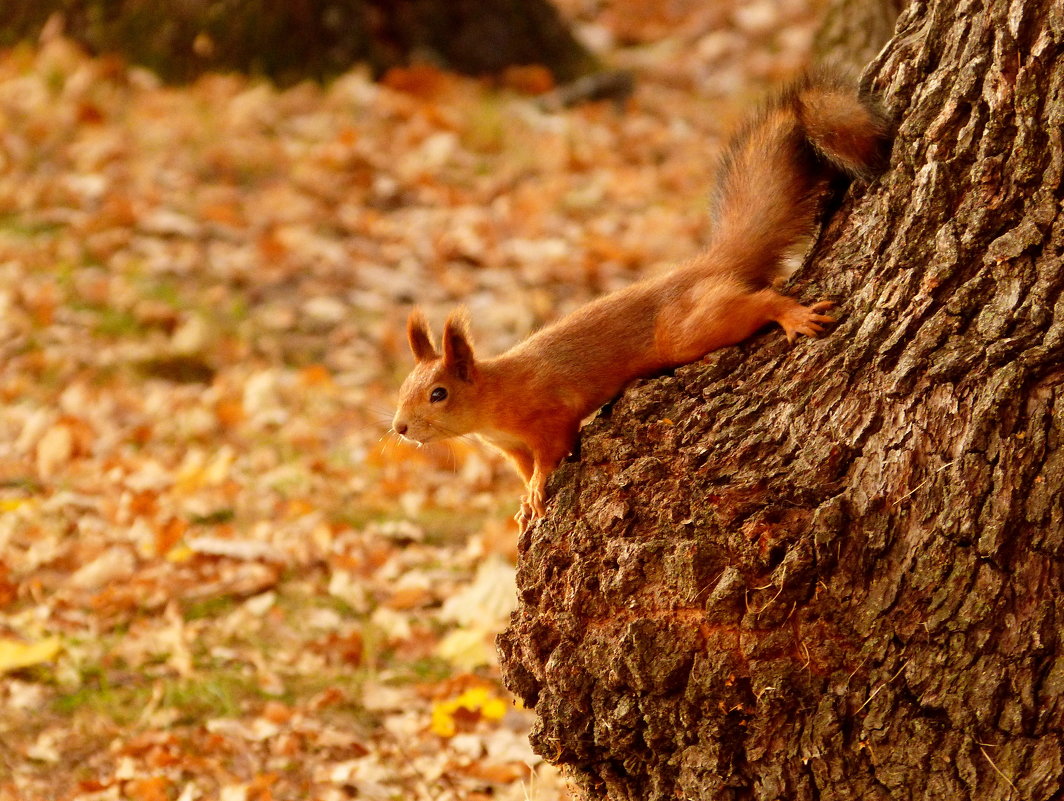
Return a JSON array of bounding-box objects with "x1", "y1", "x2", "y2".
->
[{"x1": 392, "y1": 73, "x2": 891, "y2": 530}]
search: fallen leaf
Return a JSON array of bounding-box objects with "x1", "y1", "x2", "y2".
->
[
  {"x1": 502, "y1": 64, "x2": 555, "y2": 95},
  {"x1": 436, "y1": 626, "x2": 493, "y2": 671},
  {"x1": 124, "y1": 776, "x2": 172, "y2": 801},
  {"x1": 186, "y1": 536, "x2": 285, "y2": 562},
  {"x1": 430, "y1": 686, "x2": 509, "y2": 738},
  {"x1": 0, "y1": 636, "x2": 62, "y2": 674},
  {"x1": 439, "y1": 556, "x2": 516, "y2": 627},
  {"x1": 35, "y1": 423, "x2": 74, "y2": 478},
  {"x1": 70, "y1": 546, "x2": 136, "y2": 590},
  {"x1": 381, "y1": 64, "x2": 452, "y2": 99}
]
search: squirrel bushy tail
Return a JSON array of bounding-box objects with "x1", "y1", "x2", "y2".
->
[{"x1": 708, "y1": 72, "x2": 891, "y2": 286}]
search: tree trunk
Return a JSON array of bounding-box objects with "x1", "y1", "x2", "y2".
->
[
  {"x1": 0, "y1": 0, "x2": 599, "y2": 86},
  {"x1": 813, "y1": 0, "x2": 906, "y2": 73},
  {"x1": 498, "y1": 1, "x2": 1064, "y2": 799}
]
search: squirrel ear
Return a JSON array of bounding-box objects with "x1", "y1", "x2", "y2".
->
[
  {"x1": 442, "y1": 309, "x2": 477, "y2": 382},
  {"x1": 407, "y1": 308, "x2": 439, "y2": 362}
]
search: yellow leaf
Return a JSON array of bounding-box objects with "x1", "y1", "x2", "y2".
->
[
  {"x1": 430, "y1": 703, "x2": 458, "y2": 738},
  {"x1": 456, "y1": 687, "x2": 494, "y2": 713},
  {"x1": 175, "y1": 446, "x2": 234, "y2": 493},
  {"x1": 0, "y1": 637, "x2": 62, "y2": 674},
  {"x1": 166, "y1": 543, "x2": 194, "y2": 563},
  {"x1": 480, "y1": 694, "x2": 507, "y2": 721},
  {"x1": 429, "y1": 686, "x2": 510, "y2": 738}
]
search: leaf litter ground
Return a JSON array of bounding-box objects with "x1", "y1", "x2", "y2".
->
[{"x1": 0, "y1": 1, "x2": 821, "y2": 798}]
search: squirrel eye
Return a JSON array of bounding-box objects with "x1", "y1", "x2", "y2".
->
[{"x1": 429, "y1": 387, "x2": 448, "y2": 403}]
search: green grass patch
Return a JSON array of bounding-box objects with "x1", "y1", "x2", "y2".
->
[
  {"x1": 162, "y1": 673, "x2": 263, "y2": 722},
  {"x1": 182, "y1": 594, "x2": 242, "y2": 621},
  {"x1": 189, "y1": 508, "x2": 236, "y2": 526},
  {"x1": 383, "y1": 655, "x2": 454, "y2": 685},
  {"x1": 53, "y1": 667, "x2": 149, "y2": 726},
  {"x1": 0, "y1": 476, "x2": 44, "y2": 492},
  {"x1": 55, "y1": 669, "x2": 266, "y2": 725},
  {"x1": 91, "y1": 307, "x2": 145, "y2": 338},
  {"x1": 0, "y1": 212, "x2": 64, "y2": 238},
  {"x1": 142, "y1": 276, "x2": 184, "y2": 307},
  {"x1": 462, "y1": 95, "x2": 508, "y2": 155}
]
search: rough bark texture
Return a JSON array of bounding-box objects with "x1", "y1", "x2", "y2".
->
[
  {"x1": 0, "y1": 0, "x2": 599, "y2": 86},
  {"x1": 498, "y1": 1, "x2": 1064, "y2": 799}
]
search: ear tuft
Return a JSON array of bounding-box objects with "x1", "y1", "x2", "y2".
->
[
  {"x1": 407, "y1": 308, "x2": 439, "y2": 362},
  {"x1": 443, "y1": 308, "x2": 477, "y2": 382}
]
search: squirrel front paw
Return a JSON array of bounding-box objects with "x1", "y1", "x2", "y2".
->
[
  {"x1": 514, "y1": 502, "x2": 535, "y2": 534},
  {"x1": 515, "y1": 488, "x2": 547, "y2": 533},
  {"x1": 527, "y1": 485, "x2": 546, "y2": 519},
  {"x1": 777, "y1": 300, "x2": 835, "y2": 342}
]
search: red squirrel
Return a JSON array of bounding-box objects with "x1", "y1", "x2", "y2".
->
[{"x1": 392, "y1": 73, "x2": 890, "y2": 531}]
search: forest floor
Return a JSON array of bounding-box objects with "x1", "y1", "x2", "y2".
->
[{"x1": 0, "y1": 1, "x2": 821, "y2": 798}]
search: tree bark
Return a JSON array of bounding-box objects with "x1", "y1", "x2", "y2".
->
[
  {"x1": 813, "y1": 0, "x2": 906, "y2": 73},
  {"x1": 0, "y1": 0, "x2": 599, "y2": 86},
  {"x1": 498, "y1": 1, "x2": 1064, "y2": 799}
]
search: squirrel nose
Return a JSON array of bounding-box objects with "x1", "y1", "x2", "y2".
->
[{"x1": 394, "y1": 421, "x2": 408, "y2": 436}]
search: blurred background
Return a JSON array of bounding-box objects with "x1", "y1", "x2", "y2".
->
[{"x1": 0, "y1": 1, "x2": 866, "y2": 798}]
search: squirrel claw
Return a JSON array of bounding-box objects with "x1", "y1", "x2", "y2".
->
[
  {"x1": 527, "y1": 487, "x2": 546, "y2": 519},
  {"x1": 516, "y1": 488, "x2": 547, "y2": 533},
  {"x1": 515, "y1": 506, "x2": 529, "y2": 533},
  {"x1": 779, "y1": 299, "x2": 836, "y2": 342},
  {"x1": 515, "y1": 500, "x2": 534, "y2": 534}
]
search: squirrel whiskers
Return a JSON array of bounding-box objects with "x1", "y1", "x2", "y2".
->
[{"x1": 393, "y1": 73, "x2": 891, "y2": 531}]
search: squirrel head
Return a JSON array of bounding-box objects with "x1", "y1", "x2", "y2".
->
[{"x1": 392, "y1": 308, "x2": 482, "y2": 443}]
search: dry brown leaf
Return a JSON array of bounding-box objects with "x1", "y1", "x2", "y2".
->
[{"x1": 35, "y1": 423, "x2": 74, "y2": 478}]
